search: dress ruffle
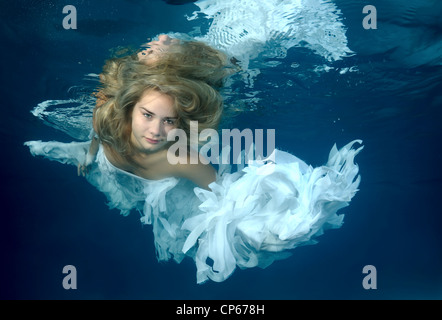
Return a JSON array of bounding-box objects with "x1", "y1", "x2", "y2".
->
[{"x1": 25, "y1": 139, "x2": 362, "y2": 283}]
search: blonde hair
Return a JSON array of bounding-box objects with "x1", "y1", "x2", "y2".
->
[
  {"x1": 94, "y1": 74, "x2": 223, "y2": 156},
  {"x1": 97, "y1": 40, "x2": 235, "y2": 101}
]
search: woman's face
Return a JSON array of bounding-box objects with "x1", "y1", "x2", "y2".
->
[
  {"x1": 137, "y1": 34, "x2": 180, "y2": 64},
  {"x1": 130, "y1": 90, "x2": 178, "y2": 154}
]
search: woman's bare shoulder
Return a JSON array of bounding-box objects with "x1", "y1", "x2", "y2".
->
[{"x1": 166, "y1": 151, "x2": 216, "y2": 189}]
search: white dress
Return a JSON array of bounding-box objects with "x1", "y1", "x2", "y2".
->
[
  {"x1": 25, "y1": 0, "x2": 361, "y2": 283},
  {"x1": 24, "y1": 139, "x2": 363, "y2": 284}
]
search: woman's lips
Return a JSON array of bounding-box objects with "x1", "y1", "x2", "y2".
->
[{"x1": 145, "y1": 137, "x2": 160, "y2": 144}]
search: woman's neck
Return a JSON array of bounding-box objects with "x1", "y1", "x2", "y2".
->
[{"x1": 102, "y1": 142, "x2": 171, "y2": 180}]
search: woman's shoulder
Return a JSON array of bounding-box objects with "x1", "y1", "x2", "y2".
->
[
  {"x1": 102, "y1": 145, "x2": 215, "y2": 188},
  {"x1": 101, "y1": 143, "x2": 134, "y2": 172},
  {"x1": 165, "y1": 151, "x2": 216, "y2": 189}
]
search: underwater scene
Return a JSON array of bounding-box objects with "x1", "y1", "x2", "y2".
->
[{"x1": 1, "y1": 0, "x2": 441, "y2": 300}]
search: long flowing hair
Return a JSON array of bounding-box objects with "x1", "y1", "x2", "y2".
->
[
  {"x1": 98, "y1": 40, "x2": 235, "y2": 101},
  {"x1": 94, "y1": 74, "x2": 223, "y2": 156}
]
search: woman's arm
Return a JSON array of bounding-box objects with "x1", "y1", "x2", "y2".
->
[
  {"x1": 77, "y1": 136, "x2": 100, "y2": 176},
  {"x1": 77, "y1": 89, "x2": 106, "y2": 177},
  {"x1": 180, "y1": 161, "x2": 217, "y2": 190},
  {"x1": 172, "y1": 152, "x2": 217, "y2": 190}
]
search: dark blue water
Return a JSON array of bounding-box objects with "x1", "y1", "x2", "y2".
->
[{"x1": 1, "y1": 0, "x2": 441, "y2": 299}]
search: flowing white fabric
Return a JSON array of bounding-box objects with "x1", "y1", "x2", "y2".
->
[
  {"x1": 24, "y1": 139, "x2": 362, "y2": 283},
  {"x1": 189, "y1": 0, "x2": 353, "y2": 67}
]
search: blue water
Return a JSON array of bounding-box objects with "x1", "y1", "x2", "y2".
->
[{"x1": 1, "y1": 0, "x2": 441, "y2": 299}]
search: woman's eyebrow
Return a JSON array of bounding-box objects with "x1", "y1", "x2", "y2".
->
[
  {"x1": 140, "y1": 107, "x2": 178, "y2": 119},
  {"x1": 139, "y1": 107, "x2": 154, "y2": 115}
]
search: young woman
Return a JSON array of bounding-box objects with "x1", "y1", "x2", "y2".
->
[
  {"x1": 78, "y1": 34, "x2": 236, "y2": 181},
  {"x1": 25, "y1": 36, "x2": 363, "y2": 284},
  {"x1": 26, "y1": 78, "x2": 362, "y2": 284},
  {"x1": 86, "y1": 74, "x2": 223, "y2": 189}
]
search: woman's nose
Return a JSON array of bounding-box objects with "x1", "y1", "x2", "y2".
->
[{"x1": 150, "y1": 120, "x2": 164, "y2": 137}]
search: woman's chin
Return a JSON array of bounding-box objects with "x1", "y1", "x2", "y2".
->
[{"x1": 141, "y1": 142, "x2": 167, "y2": 154}]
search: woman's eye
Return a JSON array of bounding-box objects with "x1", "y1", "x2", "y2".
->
[
  {"x1": 164, "y1": 119, "x2": 175, "y2": 125},
  {"x1": 143, "y1": 113, "x2": 152, "y2": 119}
]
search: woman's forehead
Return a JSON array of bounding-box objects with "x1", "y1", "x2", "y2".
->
[{"x1": 137, "y1": 90, "x2": 177, "y2": 116}]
